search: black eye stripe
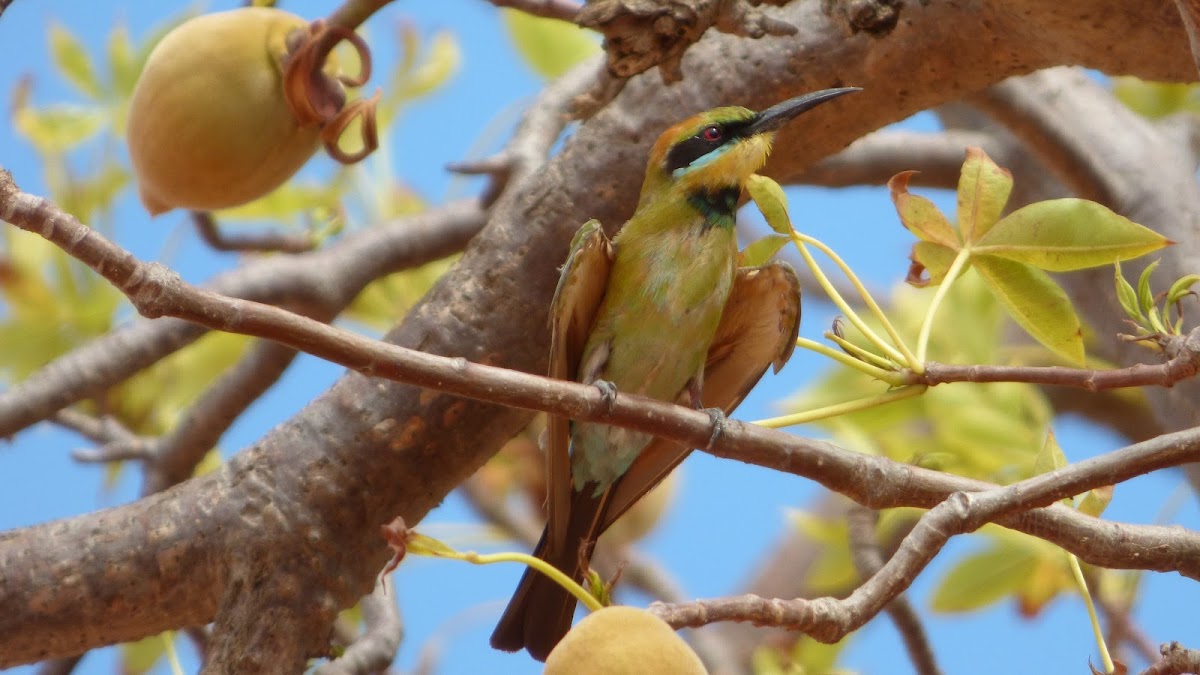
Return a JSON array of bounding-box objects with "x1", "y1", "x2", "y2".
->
[
  {"x1": 664, "y1": 135, "x2": 722, "y2": 173},
  {"x1": 661, "y1": 118, "x2": 755, "y2": 174}
]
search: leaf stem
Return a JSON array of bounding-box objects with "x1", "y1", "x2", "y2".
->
[
  {"x1": 424, "y1": 548, "x2": 604, "y2": 612},
  {"x1": 1066, "y1": 552, "x2": 1115, "y2": 674},
  {"x1": 797, "y1": 337, "x2": 907, "y2": 385},
  {"x1": 915, "y1": 247, "x2": 971, "y2": 364},
  {"x1": 752, "y1": 385, "x2": 926, "y2": 428},
  {"x1": 791, "y1": 231, "x2": 918, "y2": 368}
]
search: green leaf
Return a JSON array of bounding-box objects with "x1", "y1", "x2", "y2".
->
[
  {"x1": 956, "y1": 147, "x2": 1012, "y2": 243},
  {"x1": 1078, "y1": 485, "x2": 1114, "y2": 518},
  {"x1": 1113, "y1": 77, "x2": 1200, "y2": 119},
  {"x1": 975, "y1": 199, "x2": 1171, "y2": 271},
  {"x1": 1113, "y1": 262, "x2": 1144, "y2": 323},
  {"x1": 746, "y1": 174, "x2": 792, "y2": 234},
  {"x1": 49, "y1": 23, "x2": 102, "y2": 99},
  {"x1": 973, "y1": 255, "x2": 1085, "y2": 365},
  {"x1": 906, "y1": 241, "x2": 959, "y2": 287},
  {"x1": 1032, "y1": 430, "x2": 1074, "y2": 507},
  {"x1": 1033, "y1": 428, "x2": 1068, "y2": 475},
  {"x1": 889, "y1": 171, "x2": 958, "y2": 246},
  {"x1": 930, "y1": 542, "x2": 1038, "y2": 613},
  {"x1": 216, "y1": 181, "x2": 344, "y2": 223},
  {"x1": 1166, "y1": 273, "x2": 1200, "y2": 307},
  {"x1": 121, "y1": 633, "x2": 166, "y2": 674},
  {"x1": 1137, "y1": 259, "x2": 1160, "y2": 316},
  {"x1": 13, "y1": 104, "x2": 106, "y2": 154},
  {"x1": 740, "y1": 234, "x2": 790, "y2": 267},
  {"x1": 502, "y1": 9, "x2": 599, "y2": 81},
  {"x1": 107, "y1": 23, "x2": 140, "y2": 98},
  {"x1": 397, "y1": 30, "x2": 460, "y2": 100}
]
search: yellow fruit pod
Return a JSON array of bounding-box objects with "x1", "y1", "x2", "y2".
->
[
  {"x1": 127, "y1": 8, "x2": 374, "y2": 215},
  {"x1": 543, "y1": 606, "x2": 707, "y2": 675}
]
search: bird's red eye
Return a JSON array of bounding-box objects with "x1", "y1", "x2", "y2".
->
[{"x1": 701, "y1": 126, "x2": 722, "y2": 142}]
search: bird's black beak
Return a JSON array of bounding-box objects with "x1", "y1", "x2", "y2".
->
[{"x1": 745, "y1": 87, "x2": 861, "y2": 136}]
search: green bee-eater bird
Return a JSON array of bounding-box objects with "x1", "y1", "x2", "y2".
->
[{"x1": 491, "y1": 87, "x2": 860, "y2": 661}]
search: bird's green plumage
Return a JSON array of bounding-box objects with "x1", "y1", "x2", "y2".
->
[
  {"x1": 571, "y1": 184, "x2": 739, "y2": 492},
  {"x1": 490, "y1": 87, "x2": 859, "y2": 662}
]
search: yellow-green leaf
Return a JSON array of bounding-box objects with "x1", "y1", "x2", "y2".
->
[
  {"x1": 50, "y1": 23, "x2": 102, "y2": 99},
  {"x1": 930, "y1": 543, "x2": 1038, "y2": 613},
  {"x1": 502, "y1": 9, "x2": 599, "y2": 81},
  {"x1": 397, "y1": 30, "x2": 460, "y2": 101},
  {"x1": 1167, "y1": 273, "x2": 1200, "y2": 307},
  {"x1": 1033, "y1": 428, "x2": 1068, "y2": 476},
  {"x1": 975, "y1": 199, "x2": 1170, "y2": 271},
  {"x1": 746, "y1": 174, "x2": 792, "y2": 235},
  {"x1": 1113, "y1": 262, "x2": 1144, "y2": 323},
  {"x1": 906, "y1": 241, "x2": 959, "y2": 287},
  {"x1": 1112, "y1": 77, "x2": 1200, "y2": 119},
  {"x1": 13, "y1": 104, "x2": 106, "y2": 154},
  {"x1": 1137, "y1": 259, "x2": 1160, "y2": 318},
  {"x1": 121, "y1": 633, "x2": 166, "y2": 674},
  {"x1": 956, "y1": 147, "x2": 1013, "y2": 242},
  {"x1": 973, "y1": 255, "x2": 1085, "y2": 365},
  {"x1": 1078, "y1": 485, "x2": 1114, "y2": 518},
  {"x1": 108, "y1": 23, "x2": 140, "y2": 98},
  {"x1": 889, "y1": 171, "x2": 958, "y2": 246},
  {"x1": 740, "y1": 234, "x2": 789, "y2": 267}
]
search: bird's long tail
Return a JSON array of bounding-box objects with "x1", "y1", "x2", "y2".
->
[{"x1": 490, "y1": 488, "x2": 606, "y2": 662}]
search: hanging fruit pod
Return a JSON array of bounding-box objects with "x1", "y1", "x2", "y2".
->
[{"x1": 127, "y1": 7, "x2": 379, "y2": 215}]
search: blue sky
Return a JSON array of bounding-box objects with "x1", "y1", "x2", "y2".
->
[{"x1": 1, "y1": 2, "x2": 1197, "y2": 674}]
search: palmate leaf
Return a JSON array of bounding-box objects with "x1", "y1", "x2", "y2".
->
[
  {"x1": 972, "y1": 255, "x2": 1085, "y2": 365},
  {"x1": 889, "y1": 171, "x2": 958, "y2": 246},
  {"x1": 956, "y1": 147, "x2": 1012, "y2": 242},
  {"x1": 973, "y1": 199, "x2": 1170, "y2": 271}
]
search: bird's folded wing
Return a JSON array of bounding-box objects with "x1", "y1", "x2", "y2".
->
[
  {"x1": 546, "y1": 219, "x2": 613, "y2": 545},
  {"x1": 601, "y1": 261, "x2": 802, "y2": 531}
]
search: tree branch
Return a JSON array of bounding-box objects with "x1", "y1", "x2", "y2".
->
[
  {"x1": 846, "y1": 506, "x2": 942, "y2": 675},
  {"x1": 0, "y1": 200, "x2": 485, "y2": 439},
  {"x1": 312, "y1": 581, "x2": 403, "y2": 675},
  {"x1": 1, "y1": 1, "x2": 1196, "y2": 668},
  {"x1": 485, "y1": 0, "x2": 581, "y2": 22},
  {"x1": 1143, "y1": 642, "x2": 1200, "y2": 675}
]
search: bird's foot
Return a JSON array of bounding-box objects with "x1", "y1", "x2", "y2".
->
[
  {"x1": 702, "y1": 407, "x2": 727, "y2": 450},
  {"x1": 593, "y1": 380, "x2": 618, "y2": 412}
]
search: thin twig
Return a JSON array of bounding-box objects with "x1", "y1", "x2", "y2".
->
[
  {"x1": 486, "y1": 0, "x2": 582, "y2": 22},
  {"x1": 919, "y1": 333, "x2": 1200, "y2": 390},
  {"x1": 846, "y1": 506, "x2": 942, "y2": 675},
  {"x1": 191, "y1": 211, "x2": 315, "y2": 254}
]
